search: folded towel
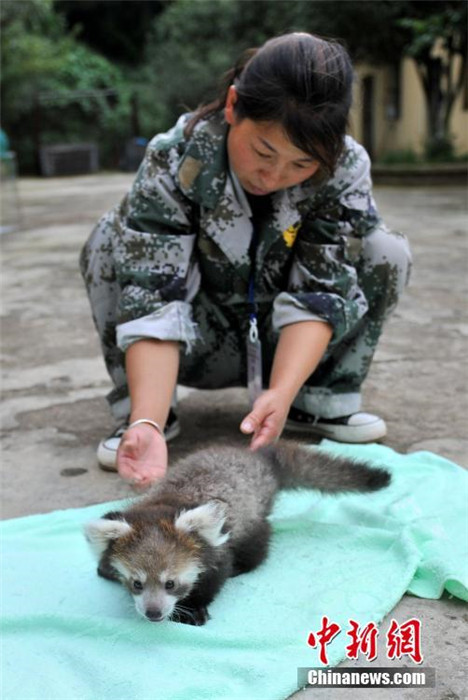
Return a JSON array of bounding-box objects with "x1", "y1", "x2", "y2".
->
[{"x1": 1, "y1": 443, "x2": 467, "y2": 700}]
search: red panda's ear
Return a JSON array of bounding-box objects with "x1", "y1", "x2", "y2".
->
[
  {"x1": 174, "y1": 502, "x2": 230, "y2": 548},
  {"x1": 84, "y1": 518, "x2": 132, "y2": 557}
]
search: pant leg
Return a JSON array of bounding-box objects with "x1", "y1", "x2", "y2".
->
[
  {"x1": 178, "y1": 290, "x2": 247, "y2": 388},
  {"x1": 292, "y1": 224, "x2": 412, "y2": 418},
  {"x1": 80, "y1": 210, "x2": 130, "y2": 419}
]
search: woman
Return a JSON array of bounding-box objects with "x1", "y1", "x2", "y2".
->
[{"x1": 80, "y1": 32, "x2": 411, "y2": 488}]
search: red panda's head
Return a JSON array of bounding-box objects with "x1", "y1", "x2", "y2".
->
[{"x1": 84, "y1": 501, "x2": 229, "y2": 622}]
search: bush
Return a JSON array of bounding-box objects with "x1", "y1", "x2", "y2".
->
[
  {"x1": 377, "y1": 149, "x2": 420, "y2": 165},
  {"x1": 424, "y1": 136, "x2": 456, "y2": 162},
  {"x1": 1, "y1": 0, "x2": 132, "y2": 172}
]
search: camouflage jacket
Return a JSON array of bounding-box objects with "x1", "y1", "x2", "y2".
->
[{"x1": 111, "y1": 111, "x2": 381, "y2": 352}]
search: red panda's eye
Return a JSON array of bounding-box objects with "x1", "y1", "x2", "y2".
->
[
  {"x1": 132, "y1": 580, "x2": 144, "y2": 592},
  {"x1": 165, "y1": 580, "x2": 175, "y2": 590}
]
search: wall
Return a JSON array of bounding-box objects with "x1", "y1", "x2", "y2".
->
[{"x1": 350, "y1": 55, "x2": 468, "y2": 158}]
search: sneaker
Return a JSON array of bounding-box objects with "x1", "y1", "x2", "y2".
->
[
  {"x1": 285, "y1": 407, "x2": 387, "y2": 444},
  {"x1": 97, "y1": 409, "x2": 181, "y2": 471}
]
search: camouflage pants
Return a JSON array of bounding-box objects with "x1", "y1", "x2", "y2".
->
[{"x1": 80, "y1": 224, "x2": 411, "y2": 420}]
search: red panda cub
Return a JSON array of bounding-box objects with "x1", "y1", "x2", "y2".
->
[{"x1": 85, "y1": 441, "x2": 390, "y2": 625}]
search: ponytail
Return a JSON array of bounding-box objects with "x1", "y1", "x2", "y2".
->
[{"x1": 184, "y1": 48, "x2": 257, "y2": 137}]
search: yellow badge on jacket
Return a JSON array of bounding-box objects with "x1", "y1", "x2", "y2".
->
[{"x1": 282, "y1": 222, "x2": 301, "y2": 248}]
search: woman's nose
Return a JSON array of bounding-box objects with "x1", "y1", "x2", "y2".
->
[{"x1": 258, "y1": 165, "x2": 283, "y2": 188}]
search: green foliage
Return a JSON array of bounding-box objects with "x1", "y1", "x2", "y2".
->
[
  {"x1": 397, "y1": 2, "x2": 467, "y2": 60},
  {"x1": 143, "y1": 0, "x2": 318, "y2": 133},
  {"x1": 377, "y1": 143, "x2": 467, "y2": 164},
  {"x1": 377, "y1": 149, "x2": 420, "y2": 165},
  {"x1": 424, "y1": 136, "x2": 456, "y2": 162},
  {"x1": 1, "y1": 0, "x2": 69, "y2": 113},
  {"x1": 2, "y1": 0, "x2": 466, "y2": 171},
  {"x1": 1, "y1": 0, "x2": 131, "y2": 172}
]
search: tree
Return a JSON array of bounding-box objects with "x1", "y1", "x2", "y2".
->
[
  {"x1": 143, "y1": 0, "x2": 316, "y2": 131},
  {"x1": 1, "y1": 0, "x2": 131, "y2": 171},
  {"x1": 278, "y1": 0, "x2": 467, "y2": 157},
  {"x1": 398, "y1": 2, "x2": 467, "y2": 158},
  {"x1": 1, "y1": 0, "x2": 69, "y2": 118}
]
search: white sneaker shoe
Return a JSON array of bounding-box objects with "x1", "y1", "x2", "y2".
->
[
  {"x1": 285, "y1": 408, "x2": 387, "y2": 444},
  {"x1": 97, "y1": 409, "x2": 181, "y2": 471}
]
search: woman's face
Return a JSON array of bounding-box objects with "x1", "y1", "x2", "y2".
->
[{"x1": 225, "y1": 86, "x2": 319, "y2": 196}]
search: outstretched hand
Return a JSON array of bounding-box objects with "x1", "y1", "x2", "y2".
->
[
  {"x1": 240, "y1": 388, "x2": 290, "y2": 450},
  {"x1": 117, "y1": 423, "x2": 168, "y2": 489}
]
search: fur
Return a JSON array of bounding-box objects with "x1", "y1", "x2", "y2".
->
[{"x1": 84, "y1": 440, "x2": 390, "y2": 625}]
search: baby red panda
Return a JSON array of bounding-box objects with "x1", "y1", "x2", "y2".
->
[{"x1": 85, "y1": 441, "x2": 390, "y2": 625}]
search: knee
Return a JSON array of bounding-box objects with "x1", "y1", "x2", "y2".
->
[
  {"x1": 80, "y1": 210, "x2": 117, "y2": 280},
  {"x1": 360, "y1": 224, "x2": 412, "y2": 291}
]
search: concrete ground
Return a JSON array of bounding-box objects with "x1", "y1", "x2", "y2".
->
[{"x1": 1, "y1": 174, "x2": 467, "y2": 699}]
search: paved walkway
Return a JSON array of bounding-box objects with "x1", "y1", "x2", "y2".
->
[{"x1": 1, "y1": 174, "x2": 467, "y2": 699}]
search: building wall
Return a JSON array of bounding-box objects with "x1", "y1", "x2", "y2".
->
[
  {"x1": 349, "y1": 56, "x2": 468, "y2": 159},
  {"x1": 449, "y1": 54, "x2": 468, "y2": 155}
]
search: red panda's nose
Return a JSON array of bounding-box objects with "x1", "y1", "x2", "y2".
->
[{"x1": 145, "y1": 607, "x2": 164, "y2": 622}]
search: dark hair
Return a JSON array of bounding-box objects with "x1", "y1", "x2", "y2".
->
[{"x1": 185, "y1": 33, "x2": 354, "y2": 176}]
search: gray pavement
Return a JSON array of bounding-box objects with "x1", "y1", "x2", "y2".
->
[{"x1": 1, "y1": 174, "x2": 467, "y2": 699}]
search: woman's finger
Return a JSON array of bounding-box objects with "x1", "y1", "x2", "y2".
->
[{"x1": 240, "y1": 412, "x2": 262, "y2": 434}]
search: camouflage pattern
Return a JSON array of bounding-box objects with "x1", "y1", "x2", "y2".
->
[{"x1": 80, "y1": 112, "x2": 412, "y2": 420}]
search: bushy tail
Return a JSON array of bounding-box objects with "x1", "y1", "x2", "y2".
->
[{"x1": 262, "y1": 440, "x2": 391, "y2": 493}]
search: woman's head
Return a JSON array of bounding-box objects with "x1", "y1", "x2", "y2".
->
[
  {"x1": 187, "y1": 32, "x2": 354, "y2": 182},
  {"x1": 229, "y1": 33, "x2": 353, "y2": 178}
]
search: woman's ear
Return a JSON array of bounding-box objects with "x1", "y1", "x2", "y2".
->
[{"x1": 224, "y1": 85, "x2": 238, "y2": 126}]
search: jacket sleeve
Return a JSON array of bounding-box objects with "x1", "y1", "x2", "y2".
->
[
  {"x1": 272, "y1": 138, "x2": 381, "y2": 345},
  {"x1": 112, "y1": 140, "x2": 200, "y2": 352}
]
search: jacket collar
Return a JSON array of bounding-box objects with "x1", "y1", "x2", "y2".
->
[{"x1": 176, "y1": 111, "x2": 319, "y2": 209}]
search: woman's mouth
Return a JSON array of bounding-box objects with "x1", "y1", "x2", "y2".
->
[{"x1": 246, "y1": 183, "x2": 270, "y2": 196}]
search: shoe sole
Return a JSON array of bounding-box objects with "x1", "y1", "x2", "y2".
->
[
  {"x1": 97, "y1": 422, "x2": 181, "y2": 472},
  {"x1": 284, "y1": 419, "x2": 387, "y2": 444}
]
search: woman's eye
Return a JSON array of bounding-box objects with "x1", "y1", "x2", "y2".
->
[
  {"x1": 132, "y1": 580, "x2": 144, "y2": 592},
  {"x1": 254, "y1": 149, "x2": 272, "y2": 159},
  {"x1": 165, "y1": 580, "x2": 175, "y2": 590}
]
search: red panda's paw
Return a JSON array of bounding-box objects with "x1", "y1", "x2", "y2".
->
[{"x1": 175, "y1": 604, "x2": 210, "y2": 626}]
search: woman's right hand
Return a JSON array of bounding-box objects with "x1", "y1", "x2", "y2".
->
[{"x1": 116, "y1": 423, "x2": 168, "y2": 489}]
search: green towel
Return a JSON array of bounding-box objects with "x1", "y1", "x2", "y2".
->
[{"x1": 1, "y1": 443, "x2": 467, "y2": 700}]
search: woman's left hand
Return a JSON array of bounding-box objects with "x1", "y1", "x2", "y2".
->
[{"x1": 240, "y1": 388, "x2": 290, "y2": 450}]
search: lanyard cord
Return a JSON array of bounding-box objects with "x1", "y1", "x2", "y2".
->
[{"x1": 248, "y1": 224, "x2": 259, "y2": 342}]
